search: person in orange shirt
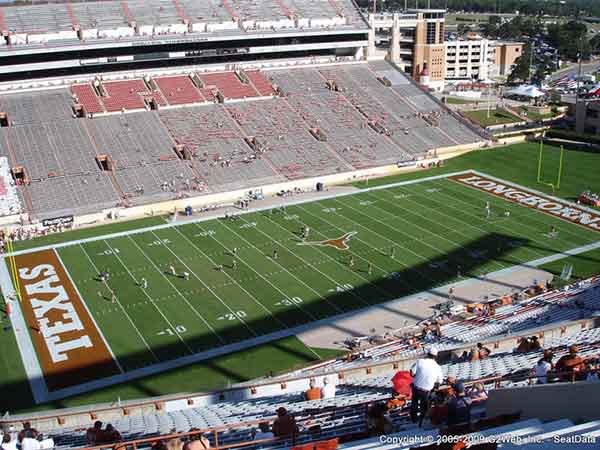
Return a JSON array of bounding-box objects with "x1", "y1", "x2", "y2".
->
[
  {"x1": 555, "y1": 345, "x2": 585, "y2": 381},
  {"x1": 304, "y1": 379, "x2": 322, "y2": 401}
]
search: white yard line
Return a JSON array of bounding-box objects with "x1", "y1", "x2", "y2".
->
[
  {"x1": 5, "y1": 171, "x2": 474, "y2": 258},
  {"x1": 26, "y1": 239, "x2": 600, "y2": 403},
  {"x1": 54, "y1": 250, "x2": 124, "y2": 374},
  {"x1": 186, "y1": 222, "x2": 288, "y2": 329},
  {"x1": 431, "y1": 178, "x2": 588, "y2": 248},
  {"x1": 258, "y1": 213, "x2": 377, "y2": 309},
  {"x1": 260, "y1": 212, "x2": 396, "y2": 306},
  {"x1": 221, "y1": 216, "x2": 344, "y2": 315},
  {"x1": 79, "y1": 244, "x2": 160, "y2": 363},
  {"x1": 128, "y1": 234, "x2": 224, "y2": 345},
  {"x1": 202, "y1": 221, "x2": 321, "y2": 322},
  {"x1": 102, "y1": 239, "x2": 193, "y2": 354},
  {"x1": 150, "y1": 229, "x2": 259, "y2": 338},
  {"x1": 0, "y1": 257, "x2": 48, "y2": 404},
  {"x1": 352, "y1": 191, "x2": 514, "y2": 272}
]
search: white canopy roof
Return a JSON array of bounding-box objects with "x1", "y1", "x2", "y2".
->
[{"x1": 507, "y1": 85, "x2": 545, "y2": 98}]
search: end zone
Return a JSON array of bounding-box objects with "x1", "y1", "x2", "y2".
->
[{"x1": 9, "y1": 249, "x2": 119, "y2": 393}]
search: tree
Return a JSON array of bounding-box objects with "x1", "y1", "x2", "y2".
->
[{"x1": 508, "y1": 43, "x2": 532, "y2": 83}]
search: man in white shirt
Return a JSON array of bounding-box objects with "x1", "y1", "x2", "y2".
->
[
  {"x1": 410, "y1": 347, "x2": 443, "y2": 426},
  {"x1": 321, "y1": 377, "x2": 336, "y2": 399}
]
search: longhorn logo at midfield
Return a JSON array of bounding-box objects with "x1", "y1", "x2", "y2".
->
[{"x1": 297, "y1": 231, "x2": 357, "y2": 250}]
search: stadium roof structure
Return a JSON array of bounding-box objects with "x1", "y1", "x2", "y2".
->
[{"x1": 0, "y1": 0, "x2": 367, "y2": 53}]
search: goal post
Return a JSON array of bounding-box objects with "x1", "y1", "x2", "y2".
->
[{"x1": 537, "y1": 137, "x2": 565, "y2": 193}]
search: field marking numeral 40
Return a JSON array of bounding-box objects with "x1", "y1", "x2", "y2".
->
[
  {"x1": 195, "y1": 230, "x2": 216, "y2": 237},
  {"x1": 158, "y1": 325, "x2": 187, "y2": 336},
  {"x1": 217, "y1": 311, "x2": 247, "y2": 321},
  {"x1": 148, "y1": 238, "x2": 171, "y2": 247},
  {"x1": 99, "y1": 248, "x2": 120, "y2": 256}
]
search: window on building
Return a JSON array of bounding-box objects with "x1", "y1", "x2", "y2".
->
[{"x1": 427, "y1": 22, "x2": 436, "y2": 44}]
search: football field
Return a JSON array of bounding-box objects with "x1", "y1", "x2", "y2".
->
[{"x1": 5, "y1": 170, "x2": 600, "y2": 401}]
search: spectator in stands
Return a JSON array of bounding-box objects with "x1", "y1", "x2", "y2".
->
[
  {"x1": 251, "y1": 422, "x2": 273, "y2": 446},
  {"x1": 529, "y1": 336, "x2": 542, "y2": 351},
  {"x1": 304, "y1": 379, "x2": 322, "y2": 401},
  {"x1": 410, "y1": 347, "x2": 443, "y2": 427},
  {"x1": 184, "y1": 433, "x2": 211, "y2": 450},
  {"x1": 18, "y1": 423, "x2": 38, "y2": 443},
  {"x1": 1, "y1": 434, "x2": 17, "y2": 450},
  {"x1": 516, "y1": 337, "x2": 531, "y2": 353},
  {"x1": 555, "y1": 345, "x2": 585, "y2": 381},
  {"x1": 36, "y1": 434, "x2": 54, "y2": 450},
  {"x1": 18, "y1": 423, "x2": 39, "y2": 450},
  {"x1": 321, "y1": 377, "x2": 336, "y2": 399},
  {"x1": 367, "y1": 402, "x2": 393, "y2": 436},
  {"x1": 447, "y1": 382, "x2": 472, "y2": 426},
  {"x1": 468, "y1": 383, "x2": 488, "y2": 402},
  {"x1": 86, "y1": 421, "x2": 103, "y2": 445},
  {"x1": 151, "y1": 440, "x2": 168, "y2": 450},
  {"x1": 474, "y1": 342, "x2": 491, "y2": 360},
  {"x1": 99, "y1": 424, "x2": 121, "y2": 444},
  {"x1": 391, "y1": 370, "x2": 413, "y2": 398},
  {"x1": 272, "y1": 407, "x2": 299, "y2": 439},
  {"x1": 386, "y1": 391, "x2": 407, "y2": 410},
  {"x1": 534, "y1": 350, "x2": 554, "y2": 384},
  {"x1": 166, "y1": 438, "x2": 184, "y2": 450},
  {"x1": 585, "y1": 362, "x2": 599, "y2": 382}
]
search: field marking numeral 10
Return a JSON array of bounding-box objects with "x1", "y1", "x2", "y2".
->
[
  {"x1": 336, "y1": 284, "x2": 352, "y2": 292},
  {"x1": 99, "y1": 248, "x2": 120, "y2": 256},
  {"x1": 158, "y1": 325, "x2": 187, "y2": 336},
  {"x1": 217, "y1": 311, "x2": 247, "y2": 321}
]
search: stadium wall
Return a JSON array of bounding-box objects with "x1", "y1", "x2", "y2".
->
[
  {"x1": 487, "y1": 380, "x2": 600, "y2": 422},
  {"x1": 2, "y1": 314, "x2": 596, "y2": 433},
  {"x1": 4, "y1": 141, "x2": 485, "y2": 230}
]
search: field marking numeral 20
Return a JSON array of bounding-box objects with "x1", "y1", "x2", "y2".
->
[
  {"x1": 217, "y1": 311, "x2": 247, "y2": 321},
  {"x1": 277, "y1": 297, "x2": 304, "y2": 306}
]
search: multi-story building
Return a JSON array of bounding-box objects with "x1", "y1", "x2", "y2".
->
[
  {"x1": 445, "y1": 39, "x2": 492, "y2": 81},
  {"x1": 367, "y1": 9, "x2": 446, "y2": 91},
  {"x1": 444, "y1": 39, "x2": 524, "y2": 82},
  {"x1": 491, "y1": 41, "x2": 525, "y2": 77}
]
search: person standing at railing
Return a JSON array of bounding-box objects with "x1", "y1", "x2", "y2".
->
[
  {"x1": 410, "y1": 347, "x2": 443, "y2": 427},
  {"x1": 555, "y1": 345, "x2": 585, "y2": 381}
]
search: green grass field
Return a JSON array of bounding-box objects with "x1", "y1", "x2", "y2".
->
[
  {"x1": 2, "y1": 143, "x2": 600, "y2": 413},
  {"x1": 463, "y1": 109, "x2": 522, "y2": 127}
]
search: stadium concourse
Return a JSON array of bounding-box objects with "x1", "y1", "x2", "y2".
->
[
  {"x1": 0, "y1": 60, "x2": 485, "y2": 224},
  {"x1": 1, "y1": 276, "x2": 599, "y2": 450}
]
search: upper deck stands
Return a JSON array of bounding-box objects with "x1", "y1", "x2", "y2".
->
[
  {"x1": 246, "y1": 70, "x2": 277, "y2": 96},
  {"x1": 199, "y1": 72, "x2": 260, "y2": 100},
  {"x1": 102, "y1": 79, "x2": 167, "y2": 112},
  {"x1": 154, "y1": 76, "x2": 206, "y2": 106},
  {"x1": 71, "y1": 84, "x2": 105, "y2": 114}
]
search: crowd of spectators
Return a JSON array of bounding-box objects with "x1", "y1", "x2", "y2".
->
[
  {"x1": 0, "y1": 224, "x2": 73, "y2": 253},
  {"x1": 0, "y1": 423, "x2": 54, "y2": 450}
]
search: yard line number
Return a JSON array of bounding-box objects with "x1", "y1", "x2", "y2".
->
[
  {"x1": 275, "y1": 297, "x2": 304, "y2": 306},
  {"x1": 217, "y1": 311, "x2": 247, "y2": 321},
  {"x1": 158, "y1": 325, "x2": 187, "y2": 336},
  {"x1": 98, "y1": 248, "x2": 120, "y2": 256}
]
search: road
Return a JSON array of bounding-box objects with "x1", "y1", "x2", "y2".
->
[{"x1": 550, "y1": 61, "x2": 600, "y2": 81}]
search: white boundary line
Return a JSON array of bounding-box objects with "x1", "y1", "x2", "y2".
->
[
  {"x1": 0, "y1": 258, "x2": 49, "y2": 403},
  {"x1": 1, "y1": 169, "x2": 599, "y2": 402},
  {"x1": 4, "y1": 171, "x2": 474, "y2": 258}
]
